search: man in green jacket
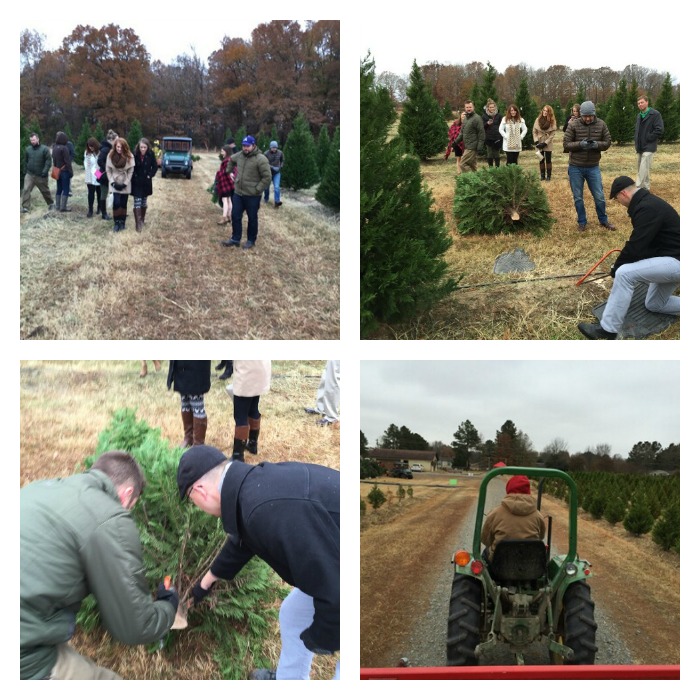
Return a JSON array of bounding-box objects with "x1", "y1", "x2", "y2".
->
[
  {"x1": 222, "y1": 135, "x2": 273, "y2": 250},
  {"x1": 454, "y1": 100, "x2": 485, "y2": 173},
  {"x1": 21, "y1": 133, "x2": 54, "y2": 213},
  {"x1": 20, "y1": 451, "x2": 178, "y2": 680}
]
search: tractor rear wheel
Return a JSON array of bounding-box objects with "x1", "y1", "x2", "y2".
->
[
  {"x1": 551, "y1": 581, "x2": 598, "y2": 664},
  {"x1": 447, "y1": 574, "x2": 483, "y2": 666}
]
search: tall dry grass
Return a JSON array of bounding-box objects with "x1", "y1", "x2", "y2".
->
[
  {"x1": 19, "y1": 360, "x2": 340, "y2": 679},
  {"x1": 19, "y1": 154, "x2": 339, "y2": 340},
  {"x1": 373, "y1": 132, "x2": 680, "y2": 339}
]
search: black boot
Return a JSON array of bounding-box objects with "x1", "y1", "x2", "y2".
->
[
  {"x1": 215, "y1": 361, "x2": 226, "y2": 371},
  {"x1": 100, "y1": 200, "x2": 112, "y2": 220},
  {"x1": 219, "y1": 361, "x2": 233, "y2": 380},
  {"x1": 232, "y1": 438, "x2": 247, "y2": 462},
  {"x1": 247, "y1": 416, "x2": 261, "y2": 454},
  {"x1": 539, "y1": 162, "x2": 546, "y2": 180}
]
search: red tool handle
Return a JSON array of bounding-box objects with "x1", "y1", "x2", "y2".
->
[
  {"x1": 164, "y1": 575, "x2": 172, "y2": 589},
  {"x1": 576, "y1": 249, "x2": 621, "y2": 286}
]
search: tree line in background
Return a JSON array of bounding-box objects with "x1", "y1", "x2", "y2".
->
[
  {"x1": 395, "y1": 59, "x2": 680, "y2": 161},
  {"x1": 360, "y1": 420, "x2": 680, "y2": 474},
  {"x1": 20, "y1": 20, "x2": 339, "y2": 149}
]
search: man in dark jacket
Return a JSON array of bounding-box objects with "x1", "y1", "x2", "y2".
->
[
  {"x1": 222, "y1": 135, "x2": 272, "y2": 249},
  {"x1": 21, "y1": 133, "x2": 54, "y2": 212},
  {"x1": 563, "y1": 100, "x2": 616, "y2": 232},
  {"x1": 20, "y1": 451, "x2": 178, "y2": 679},
  {"x1": 454, "y1": 100, "x2": 485, "y2": 173},
  {"x1": 578, "y1": 175, "x2": 680, "y2": 339},
  {"x1": 177, "y1": 445, "x2": 340, "y2": 680},
  {"x1": 634, "y1": 95, "x2": 664, "y2": 190}
]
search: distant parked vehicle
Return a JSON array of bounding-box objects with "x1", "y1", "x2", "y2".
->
[
  {"x1": 161, "y1": 136, "x2": 193, "y2": 179},
  {"x1": 411, "y1": 464, "x2": 423, "y2": 472},
  {"x1": 390, "y1": 466, "x2": 413, "y2": 479}
]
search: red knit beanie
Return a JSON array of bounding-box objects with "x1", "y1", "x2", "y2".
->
[{"x1": 506, "y1": 475, "x2": 531, "y2": 494}]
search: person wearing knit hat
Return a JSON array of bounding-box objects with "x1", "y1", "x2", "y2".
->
[
  {"x1": 481, "y1": 475, "x2": 546, "y2": 562},
  {"x1": 176, "y1": 445, "x2": 340, "y2": 680},
  {"x1": 563, "y1": 100, "x2": 617, "y2": 233},
  {"x1": 578, "y1": 176, "x2": 680, "y2": 339},
  {"x1": 263, "y1": 140, "x2": 284, "y2": 207}
]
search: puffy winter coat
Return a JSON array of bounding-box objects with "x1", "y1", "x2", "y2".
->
[
  {"x1": 481, "y1": 493, "x2": 546, "y2": 560},
  {"x1": 106, "y1": 154, "x2": 135, "y2": 194},
  {"x1": 20, "y1": 470, "x2": 175, "y2": 679},
  {"x1": 563, "y1": 115, "x2": 611, "y2": 166},
  {"x1": 454, "y1": 111, "x2": 485, "y2": 152},
  {"x1": 226, "y1": 146, "x2": 272, "y2": 196}
]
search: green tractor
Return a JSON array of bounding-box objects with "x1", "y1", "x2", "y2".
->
[{"x1": 447, "y1": 467, "x2": 597, "y2": 666}]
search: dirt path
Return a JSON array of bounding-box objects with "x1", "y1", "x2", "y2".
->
[{"x1": 360, "y1": 473, "x2": 679, "y2": 668}]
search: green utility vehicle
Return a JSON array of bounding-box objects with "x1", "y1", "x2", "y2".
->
[
  {"x1": 161, "y1": 136, "x2": 193, "y2": 178},
  {"x1": 447, "y1": 467, "x2": 597, "y2": 666}
]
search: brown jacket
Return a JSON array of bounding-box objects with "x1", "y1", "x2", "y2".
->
[
  {"x1": 481, "y1": 493, "x2": 546, "y2": 560},
  {"x1": 563, "y1": 115, "x2": 611, "y2": 166}
]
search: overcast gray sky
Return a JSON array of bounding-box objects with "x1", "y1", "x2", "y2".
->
[
  {"x1": 20, "y1": 4, "x2": 308, "y2": 65},
  {"x1": 361, "y1": 7, "x2": 682, "y2": 82},
  {"x1": 360, "y1": 361, "x2": 679, "y2": 458}
]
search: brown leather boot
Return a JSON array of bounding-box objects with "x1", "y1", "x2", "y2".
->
[
  {"x1": 180, "y1": 411, "x2": 194, "y2": 448},
  {"x1": 134, "y1": 208, "x2": 143, "y2": 232},
  {"x1": 142, "y1": 206, "x2": 148, "y2": 224},
  {"x1": 193, "y1": 416, "x2": 208, "y2": 446}
]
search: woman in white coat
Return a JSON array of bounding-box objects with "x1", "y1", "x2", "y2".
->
[
  {"x1": 226, "y1": 361, "x2": 272, "y2": 461},
  {"x1": 499, "y1": 104, "x2": 528, "y2": 165}
]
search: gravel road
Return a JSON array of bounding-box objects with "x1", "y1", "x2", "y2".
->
[{"x1": 401, "y1": 476, "x2": 634, "y2": 667}]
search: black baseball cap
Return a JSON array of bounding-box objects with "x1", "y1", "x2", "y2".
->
[
  {"x1": 177, "y1": 445, "x2": 228, "y2": 499},
  {"x1": 609, "y1": 175, "x2": 635, "y2": 199}
]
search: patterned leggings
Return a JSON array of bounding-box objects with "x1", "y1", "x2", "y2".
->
[
  {"x1": 180, "y1": 394, "x2": 206, "y2": 418},
  {"x1": 133, "y1": 196, "x2": 149, "y2": 208}
]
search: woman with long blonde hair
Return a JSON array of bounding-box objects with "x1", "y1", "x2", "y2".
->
[{"x1": 533, "y1": 105, "x2": 557, "y2": 181}]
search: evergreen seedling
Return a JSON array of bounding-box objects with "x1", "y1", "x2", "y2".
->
[
  {"x1": 652, "y1": 501, "x2": 680, "y2": 551},
  {"x1": 367, "y1": 484, "x2": 387, "y2": 510},
  {"x1": 623, "y1": 497, "x2": 655, "y2": 536}
]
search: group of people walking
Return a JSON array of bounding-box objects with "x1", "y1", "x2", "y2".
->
[{"x1": 21, "y1": 129, "x2": 159, "y2": 233}]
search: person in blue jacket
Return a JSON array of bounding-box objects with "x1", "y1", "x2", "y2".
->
[{"x1": 177, "y1": 445, "x2": 340, "y2": 680}]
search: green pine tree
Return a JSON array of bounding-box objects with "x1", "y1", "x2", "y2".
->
[
  {"x1": 453, "y1": 166, "x2": 552, "y2": 237},
  {"x1": 361, "y1": 55, "x2": 459, "y2": 337},
  {"x1": 255, "y1": 131, "x2": 270, "y2": 153},
  {"x1": 651, "y1": 501, "x2": 680, "y2": 551},
  {"x1": 316, "y1": 124, "x2": 331, "y2": 177},
  {"x1": 655, "y1": 74, "x2": 679, "y2": 142},
  {"x1": 471, "y1": 62, "x2": 499, "y2": 114},
  {"x1": 94, "y1": 122, "x2": 105, "y2": 143},
  {"x1": 315, "y1": 126, "x2": 340, "y2": 211},
  {"x1": 281, "y1": 113, "x2": 320, "y2": 190},
  {"x1": 398, "y1": 59, "x2": 448, "y2": 160},
  {"x1": 127, "y1": 120, "x2": 143, "y2": 154},
  {"x1": 367, "y1": 484, "x2": 387, "y2": 510},
  {"x1": 514, "y1": 78, "x2": 538, "y2": 149},
  {"x1": 234, "y1": 126, "x2": 247, "y2": 151},
  {"x1": 606, "y1": 79, "x2": 636, "y2": 144},
  {"x1": 76, "y1": 118, "x2": 92, "y2": 164},
  {"x1": 442, "y1": 100, "x2": 454, "y2": 120},
  {"x1": 623, "y1": 496, "x2": 655, "y2": 536}
]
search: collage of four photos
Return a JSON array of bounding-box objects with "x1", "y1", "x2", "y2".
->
[{"x1": 17, "y1": 6, "x2": 682, "y2": 688}]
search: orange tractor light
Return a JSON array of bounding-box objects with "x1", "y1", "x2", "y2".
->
[{"x1": 454, "y1": 550, "x2": 471, "y2": 567}]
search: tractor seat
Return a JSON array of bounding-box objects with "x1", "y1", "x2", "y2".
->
[{"x1": 489, "y1": 539, "x2": 547, "y2": 583}]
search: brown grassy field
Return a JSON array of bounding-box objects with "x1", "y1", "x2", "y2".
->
[
  {"x1": 20, "y1": 360, "x2": 340, "y2": 679},
  {"x1": 19, "y1": 153, "x2": 339, "y2": 340},
  {"x1": 371, "y1": 132, "x2": 680, "y2": 339}
]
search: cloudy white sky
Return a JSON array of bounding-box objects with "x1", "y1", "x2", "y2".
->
[
  {"x1": 360, "y1": 7, "x2": 683, "y2": 83},
  {"x1": 19, "y1": 1, "x2": 336, "y2": 65},
  {"x1": 360, "y1": 361, "x2": 680, "y2": 459}
]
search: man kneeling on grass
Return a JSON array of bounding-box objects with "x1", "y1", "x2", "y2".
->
[
  {"x1": 178, "y1": 445, "x2": 340, "y2": 680},
  {"x1": 578, "y1": 175, "x2": 680, "y2": 340}
]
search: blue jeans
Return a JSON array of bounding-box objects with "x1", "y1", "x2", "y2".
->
[
  {"x1": 56, "y1": 170, "x2": 71, "y2": 197},
  {"x1": 568, "y1": 165, "x2": 608, "y2": 226},
  {"x1": 601, "y1": 257, "x2": 680, "y2": 333},
  {"x1": 277, "y1": 588, "x2": 340, "y2": 680},
  {"x1": 264, "y1": 170, "x2": 281, "y2": 203},
  {"x1": 232, "y1": 193, "x2": 261, "y2": 243}
]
